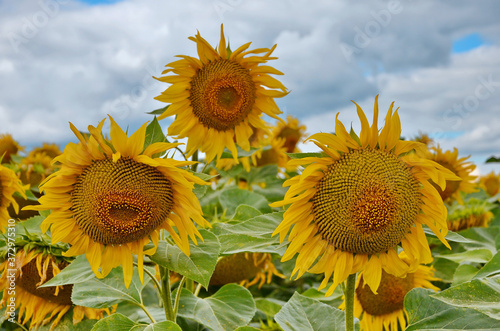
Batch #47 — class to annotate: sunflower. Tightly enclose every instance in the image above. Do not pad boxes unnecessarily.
[19,143,62,188]
[479,171,500,197]
[425,146,477,204]
[270,96,460,295]
[272,115,307,154]
[446,198,494,232]
[0,249,112,330]
[154,25,288,163]
[0,133,23,164]
[25,116,210,288]
[350,254,440,331]
[1,163,26,231]
[209,252,284,288]
[413,131,434,147]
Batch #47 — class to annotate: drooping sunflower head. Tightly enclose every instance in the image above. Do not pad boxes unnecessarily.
[272,115,307,154]
[271,96,460,295]
[425,145,477,204]
[352,254,440,331]
[479,171,500,197]
[0,133,23,164]
[447,198,494,232]
[209,252,284,289]
[1,163,26,231]
[154,25,288,163]
[0,249,111,330]
[25,116,210,288]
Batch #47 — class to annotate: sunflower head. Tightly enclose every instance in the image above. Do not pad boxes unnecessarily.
[19,143,62,188]
[271,96,460,295]
[426,145,477,204]
[0,133,23,164]
[25,116,210,288]
[352,254,439,331]
[479,171,500,197]
[154,25,288,163]
[209,252,284,289]
[272,115,307,153]
[413,131,434,147]
[1,163,26,231]
[447,198,494,232]
[0,244,111,330]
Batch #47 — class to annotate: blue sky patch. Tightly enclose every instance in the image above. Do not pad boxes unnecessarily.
[452,33,485,53]
[77,0,123,5]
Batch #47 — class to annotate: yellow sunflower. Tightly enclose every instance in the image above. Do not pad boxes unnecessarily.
[479,171,500,197]
[1,163,26,231]
[447,198,494,232]
[154,25,288,163]
[271,96,460,295]
[426,145,477,204]
[413,131,434,147]
[350,254,439,331]
[25,116,210,288]
[209,252,284,289]
[0,133,23,164]
[0,249,112,330]
[272,115,307,154]
[20,143,62,188]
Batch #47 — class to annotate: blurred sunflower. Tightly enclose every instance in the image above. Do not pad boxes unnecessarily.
[349,254,439,331]
[447,198,494,232]
[1,163,26,231]
[0,133,23,164]
[0,249,112,330]
[413,131,434,147]
[272,115,307,154]
[210,252,284,288]
[479,171,500,197]
[271,96,460,294]
[26,116,210,288]
[154,25,288,163]
[426,146,477,204]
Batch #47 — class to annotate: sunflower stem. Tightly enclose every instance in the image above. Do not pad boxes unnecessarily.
[173,276,187,317]
[344,273,357,331]
[136,262,162,303]
[191,150,198,171]
[186,278,194,293]
[159,266,176,322]
[194,282,203,297]
[138,303,157,324]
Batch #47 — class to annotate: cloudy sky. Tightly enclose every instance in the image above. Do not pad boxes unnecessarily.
[1,0,500,174]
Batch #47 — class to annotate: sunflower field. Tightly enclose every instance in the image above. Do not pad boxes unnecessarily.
[1,25,500,331]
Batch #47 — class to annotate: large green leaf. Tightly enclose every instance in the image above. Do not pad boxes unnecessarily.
[405,288,500,330]
[143,116,165,149]
[452,264,479,286]
[91,313,182,331]
[474,251,500,279]
[72,266,151,308]
[39,254,95,287]
[432,278,500,320]
[436,248,493,264]
[177,284,256,331]
[219,188,272,216]
[150,229,220,288]
[255,298,285,318]
[274,292,358,331]
[212,212,285,255]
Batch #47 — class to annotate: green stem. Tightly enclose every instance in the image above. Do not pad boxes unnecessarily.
[11,320,28,331]
[138,303,157,324]
[343,273,357,331]
[186,278,194,293]
[173,276,187,317]
[194,282,203,297]
[191,150,199,172]
[160,266,175,322]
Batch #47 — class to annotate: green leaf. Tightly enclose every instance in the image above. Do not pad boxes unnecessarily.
[486,156,500,163]
[220,146,264,159]
[452,264,479,286]
[219,188,272,216]
[406,288,500,330]
[287,152,324,159]
[177,284,256,331]
[474,251,500,279]
[436,248,493,264]
[212,212,285,255]
[91,313,138,331]
[433,278,500,320]
[39,254,95,287]
[230,205,263,221]
[274,292,358,331]
[143,321,182,331]
[147,105,169,115]
[150,229,220,288]
[255,298,285,318]
[423,227,477,243]
[72,266,150,308]
[432,258,459,283]
[143,116,165,149]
